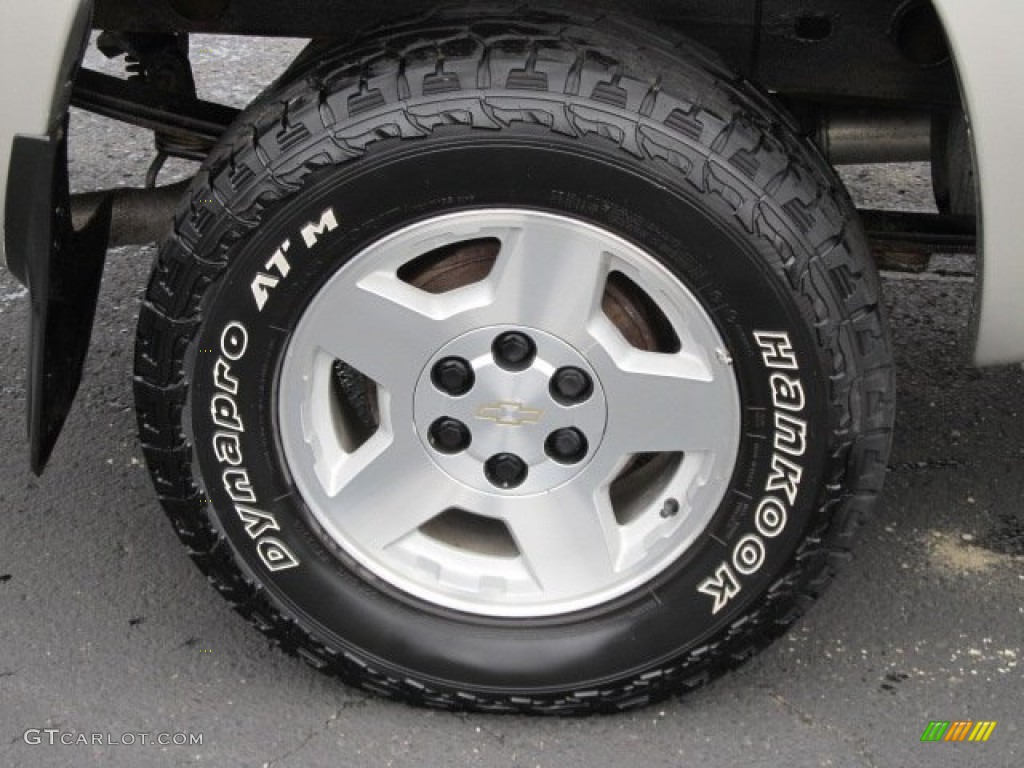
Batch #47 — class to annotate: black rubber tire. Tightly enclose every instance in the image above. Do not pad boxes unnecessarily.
[134,9,894,713]
[932,107,977,217]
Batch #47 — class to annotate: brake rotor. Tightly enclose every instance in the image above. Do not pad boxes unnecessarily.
[403,240,664,352]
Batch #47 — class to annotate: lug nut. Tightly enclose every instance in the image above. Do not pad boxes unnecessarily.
[431,357,475,396]
[428,418,472,454]
[484,453,528,489]
[550,366,593,405]
[545,428,589,465]
[492,331,536,371]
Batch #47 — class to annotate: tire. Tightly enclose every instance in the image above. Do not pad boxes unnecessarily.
[932,108,977,217]
[134,9,894,713]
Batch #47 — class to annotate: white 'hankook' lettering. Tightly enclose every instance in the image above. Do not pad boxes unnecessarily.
[698,330,809,614]
[753,330,799,370]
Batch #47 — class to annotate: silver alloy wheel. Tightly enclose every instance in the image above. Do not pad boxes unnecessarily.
[278,210,741,618]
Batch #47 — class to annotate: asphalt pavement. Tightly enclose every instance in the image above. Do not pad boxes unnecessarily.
[1,35,1021,768]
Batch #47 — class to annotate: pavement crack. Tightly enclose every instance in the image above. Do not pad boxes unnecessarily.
[458,713,507,746]
[888,459,966,472]
[771,691,815,726]
[263,731,318,768]
[262,699,370,767]
[770,690,881,768]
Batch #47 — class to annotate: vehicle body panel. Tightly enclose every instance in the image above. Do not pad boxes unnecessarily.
[0,0,91,271]
[932,0,1024,365]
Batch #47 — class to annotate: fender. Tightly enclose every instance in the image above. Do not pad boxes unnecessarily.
[932,0,1024,365]
[0,0,92,274]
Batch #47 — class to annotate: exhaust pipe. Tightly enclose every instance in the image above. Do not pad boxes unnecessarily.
[816,108,932,165]
[70,179,191,247]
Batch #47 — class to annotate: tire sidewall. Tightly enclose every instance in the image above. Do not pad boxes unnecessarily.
[188,129,832,692]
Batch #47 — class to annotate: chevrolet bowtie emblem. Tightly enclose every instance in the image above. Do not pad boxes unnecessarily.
[475,401,545,427]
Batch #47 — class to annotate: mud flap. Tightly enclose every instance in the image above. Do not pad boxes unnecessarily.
[5,128,111,473]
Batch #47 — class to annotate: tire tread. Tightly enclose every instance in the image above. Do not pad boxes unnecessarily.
[135,9,894,714]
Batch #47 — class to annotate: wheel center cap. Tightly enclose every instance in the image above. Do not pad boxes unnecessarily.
[475,402,545,427]
[414,326,608,495]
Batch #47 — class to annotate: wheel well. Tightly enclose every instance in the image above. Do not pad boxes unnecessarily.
[93,0,958,106]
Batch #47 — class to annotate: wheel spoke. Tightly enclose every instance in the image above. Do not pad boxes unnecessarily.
[501,487,620,593]
[299,272,452,391]
[484,218,610,342]
[278,209,742,617]
[321,434,454,552]
[593,322,738,455]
